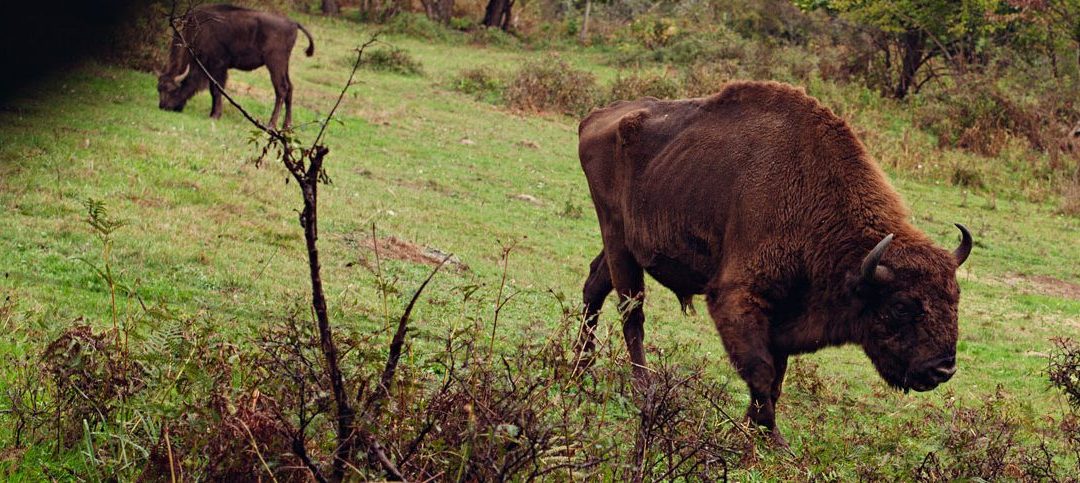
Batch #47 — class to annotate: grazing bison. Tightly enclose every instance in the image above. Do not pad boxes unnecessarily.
[157,4,314,129]
[575,81,972,445]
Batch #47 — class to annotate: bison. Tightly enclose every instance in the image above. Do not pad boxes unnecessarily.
[575,81,973,445]
[157,4,314,129]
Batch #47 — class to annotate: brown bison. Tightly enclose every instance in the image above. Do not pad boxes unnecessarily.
[157,4,314,129]
[575,81,972,445]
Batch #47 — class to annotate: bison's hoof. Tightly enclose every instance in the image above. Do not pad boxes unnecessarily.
[768,428,789,449]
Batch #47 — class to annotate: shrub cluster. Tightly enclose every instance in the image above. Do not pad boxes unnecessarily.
[606,71,682,104]
[452,66,505,103]
[362,47,425,76]
[504,56,598,117]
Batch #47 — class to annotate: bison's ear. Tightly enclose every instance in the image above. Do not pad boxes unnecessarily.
[616,109,649,146]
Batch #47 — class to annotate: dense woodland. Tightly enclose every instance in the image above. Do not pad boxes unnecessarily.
[1,0,1079,481]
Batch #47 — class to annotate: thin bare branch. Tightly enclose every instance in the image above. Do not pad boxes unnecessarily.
[311,35,381,151]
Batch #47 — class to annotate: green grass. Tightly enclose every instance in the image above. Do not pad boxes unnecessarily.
[1,13,1078,479]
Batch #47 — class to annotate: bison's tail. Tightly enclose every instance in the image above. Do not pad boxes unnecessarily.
[297,23,315,57]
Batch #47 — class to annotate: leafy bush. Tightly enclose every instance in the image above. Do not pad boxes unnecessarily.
[101,1,171,72]
[681,61,738,97]
[916,81,1044,157]
[467,26,520,47]
[606,71,682,103]
[452,66,505,103]
[950,165,986,190]
[383,12,456,42]
[626,15,681,50]
[449,16,475,31]
[611,26,747,67]
[363,47,424,76]
[505,56,598,117]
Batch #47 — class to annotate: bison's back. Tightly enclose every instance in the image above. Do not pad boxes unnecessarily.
[188,4,299,70]
[579,81,906,292]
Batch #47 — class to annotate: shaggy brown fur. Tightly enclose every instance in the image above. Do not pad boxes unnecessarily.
[575,81,973,445]
[157,4,314,129]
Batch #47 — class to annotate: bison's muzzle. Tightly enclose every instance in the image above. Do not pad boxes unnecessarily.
[906,353,957,392]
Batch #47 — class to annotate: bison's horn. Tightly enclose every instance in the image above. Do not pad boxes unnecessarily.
[860,233,895,285]
[173,64,191,84]
[953,223,972,267]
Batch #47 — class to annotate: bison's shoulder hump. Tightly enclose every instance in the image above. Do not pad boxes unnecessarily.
[706,81,840,122]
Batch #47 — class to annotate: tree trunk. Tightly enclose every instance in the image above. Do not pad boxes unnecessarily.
[482,0,513,31]
[578,0,592,44]
[894,29,926,100]
[321,0,339,15]
[421,0,454,24]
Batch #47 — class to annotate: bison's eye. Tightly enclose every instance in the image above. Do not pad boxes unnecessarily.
[893,302,924,321]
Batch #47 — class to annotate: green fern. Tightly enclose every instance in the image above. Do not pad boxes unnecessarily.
[83,198,125,240]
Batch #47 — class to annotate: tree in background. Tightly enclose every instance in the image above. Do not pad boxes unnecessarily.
[483,0,515,30]
[360,0,406,22]
[801,0,1015,98]
[322,0,339,15]
[421,0,455,24]
[1006,0,1080,76]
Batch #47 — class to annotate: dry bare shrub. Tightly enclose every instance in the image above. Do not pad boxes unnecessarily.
[914,388,1021,481]
[787,357,834,402]
[917,80,1045,158]
[607,71,682,103]
[1049,338,1080,408]
[140,388,303,482]
[101,1,172,72]
[1061,168,1080,217]
[505,56,598,117]
[680,61,738,97]
[950,164,986,190]
[132,319,311,482]
[41,323,141,446]
[629,352,741,481]
[913,383,1080,482]
[247,287,747,481]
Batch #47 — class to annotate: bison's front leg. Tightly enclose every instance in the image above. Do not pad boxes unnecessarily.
[708,286,788,447]
[208,69,228,120]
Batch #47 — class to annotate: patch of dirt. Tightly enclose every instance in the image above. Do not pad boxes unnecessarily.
[1023,275,1080,300]
[352,235,467,271]
[997,273,1080,300]
[124,193,167,208]
[509,193,542,205]
[395,178,458,197]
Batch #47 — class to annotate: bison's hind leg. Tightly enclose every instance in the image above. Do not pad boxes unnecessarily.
[575,251,613,371]
[604,249,648,380]
[266,57,292,129]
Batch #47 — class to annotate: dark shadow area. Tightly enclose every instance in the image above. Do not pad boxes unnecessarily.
[0,0,143,103]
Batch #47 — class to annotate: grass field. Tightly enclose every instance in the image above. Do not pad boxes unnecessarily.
[1,11,1078,480]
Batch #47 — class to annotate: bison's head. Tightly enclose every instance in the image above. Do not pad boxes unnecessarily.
[157,64,194,112]
[853,224,972,393]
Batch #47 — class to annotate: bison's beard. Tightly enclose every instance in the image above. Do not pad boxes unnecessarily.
[863,346,914,392]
